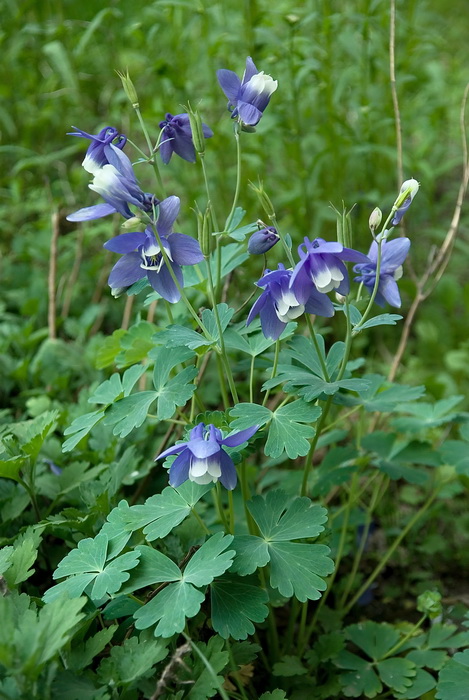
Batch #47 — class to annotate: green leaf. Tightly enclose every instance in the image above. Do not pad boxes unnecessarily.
[334,374,426,413]
[95,328,127,369]
[115,321,157,368]
[3,536,39,587]
[346,621,400,661]
[67,625,118,671]
[156,304,234,351]
[183,532,235,586]
[337,650,383,697]
[259,692,288,700]
[210,575,269,640]
[354,313,402,331]
[134,580,205,637]
[273,655,308,676]
[97,633,168,686]
[118,546,181,594]
[436,649,469,700]
[187,635,230,700]
[230,400,321,459]
[231,491,334,601]
[103,391,157,437]
[62,410,105,452]
[11,410,60,460]
[376,658,416,693]
[0,455,26,481]
[395,668,436,699]
[43,533,140,602]
[392,395,464,433]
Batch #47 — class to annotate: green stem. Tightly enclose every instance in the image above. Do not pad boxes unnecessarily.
[344,488,440,614]
[382,614,426,659]
[249,355,255,403]
[239,460,257,535]
[134,106,166,196]
[191,507,211,535]
[300,395,333,497]
[305,314,330,381]
[228,490,235,535]
[200,156,220,233]
[182,634,230,700]
[215,482,229,531]
[259,567,280,661]
[262,339,280,407]
[224,125,242,232]
[269,213,295,267]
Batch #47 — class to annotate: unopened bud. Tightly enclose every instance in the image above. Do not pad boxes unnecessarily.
[186,102,207,157]
[248,227,279,254]
[117,70,139,108]
[392,178,419,225]
[335,204,354,248]
[369,207,382,234]
[249,180,276,219]
[121,216,145,231]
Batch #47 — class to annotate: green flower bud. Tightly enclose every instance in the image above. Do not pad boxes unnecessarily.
[249,179,276,219]
[185,102,207,158]
[116,70,139,108]
[369,207,382,233]
[417,590,442,619]
[121,216,145,231]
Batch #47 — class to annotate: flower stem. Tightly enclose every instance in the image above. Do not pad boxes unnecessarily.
[134,106,166,196]
[191,507,211,535]
[262,339,280,407]
[224,124,242,232]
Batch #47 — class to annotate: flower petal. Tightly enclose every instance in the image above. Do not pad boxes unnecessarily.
[246,291,268,326]
[168,233,204,265]
[108,253,144,288]
[260,302,287,340]
[380,276,402,307]
[156,196,180,237]
[188,437,220,459]
[159,138,173,165]
[237,101,263,125]
[305,288,335,317]
[172,136,196,163]
[219,450,237,490]
[155,442,188,461]
[66,203,117,221]
[242,56,258,84]
[221,425,259,447]
[169,451,191,487]
[146,262,183,303]
[381,238,411,269]
[217,69,241,103]
[103,231,147,253]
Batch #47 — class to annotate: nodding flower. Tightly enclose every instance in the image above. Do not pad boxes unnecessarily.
[217,56,278,126]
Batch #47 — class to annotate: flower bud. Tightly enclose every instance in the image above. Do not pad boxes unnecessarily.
[186,103,207,157]
[369,207,382,234]
[248,180,276,219]
[121,216,145,231]
[248,227,280,254]
[116,70,139,108]
[392,178,419,225]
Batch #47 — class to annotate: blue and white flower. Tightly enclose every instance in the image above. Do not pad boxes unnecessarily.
[155,422,259,489]
[290,237,369,302]
[104,196,203,302]
[247,263,334,340]
[159,112,213,164]
[392,178,419,225]
[217,56,278,126]
[68,125,127,174]
[353,237,411,307]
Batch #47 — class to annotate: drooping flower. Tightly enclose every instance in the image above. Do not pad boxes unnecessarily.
[247,263,334,340]
[217,56,278,126]
[353,237,411,307]
[104,196,203,302]
[67,142,155,222]
[68,126,127,174]
[392,178,419,225]
[290,237,369,303]
[247,226,280,255]
[155,422,259,489]
[159,113,213,164]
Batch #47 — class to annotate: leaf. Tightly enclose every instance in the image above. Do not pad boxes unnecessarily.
[62,410,105,452]
[188,635,230,700]
[376,658,416,693]
[183,532,235,586]
[334,374,426,413]
[118,546,181,594]
[346,621,400,661]
[0,455,27,481]
[354,313,402,331]
[97,633,168,686]
[392,395,465,433]
[395,668,436,699]
[11,410,60,460]
[156,304,234,351]
[95,328,127,369]
[103,391,158,437]
[273,655,308,676]
[3,536,39,587]
[231,491,334,601]
[210,575,269,640]
[43,533,140,602]
[230,400,321,460]
[259,692,288,700]
[67,625,117,671]
[134,581,205,637]
[337,650,383,697]
[436,649,469,700]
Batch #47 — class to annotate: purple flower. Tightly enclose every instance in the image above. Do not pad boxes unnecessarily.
[247,227,280,255]
[68,126,127,174]
[155,422,259,489]
[67,141,155,223]
[247,263,334,340]
[392,178,419,225]
[159,113,213,164]
[217,56,278,126]
[353,237,411,307]
[104,196,203,303]
[290,237,369,302]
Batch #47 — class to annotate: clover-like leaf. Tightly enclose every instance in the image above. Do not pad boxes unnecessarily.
[43,533,140,602]
[436,649,469,700]
[210,575,269,640]
[183,532,234,587]
[134,581,205,638]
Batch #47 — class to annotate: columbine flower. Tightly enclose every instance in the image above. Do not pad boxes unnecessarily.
[67,142,155,222]
[247,263,334,340]
[290,237,369,303]
[104,196,203,302]
[159,113,213,164]
[247,227,280,255]
[68,126,127,174]
[392,178,419,225]
[155,422,259,489]
[217,56,278,126]
[353,237,411,307]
